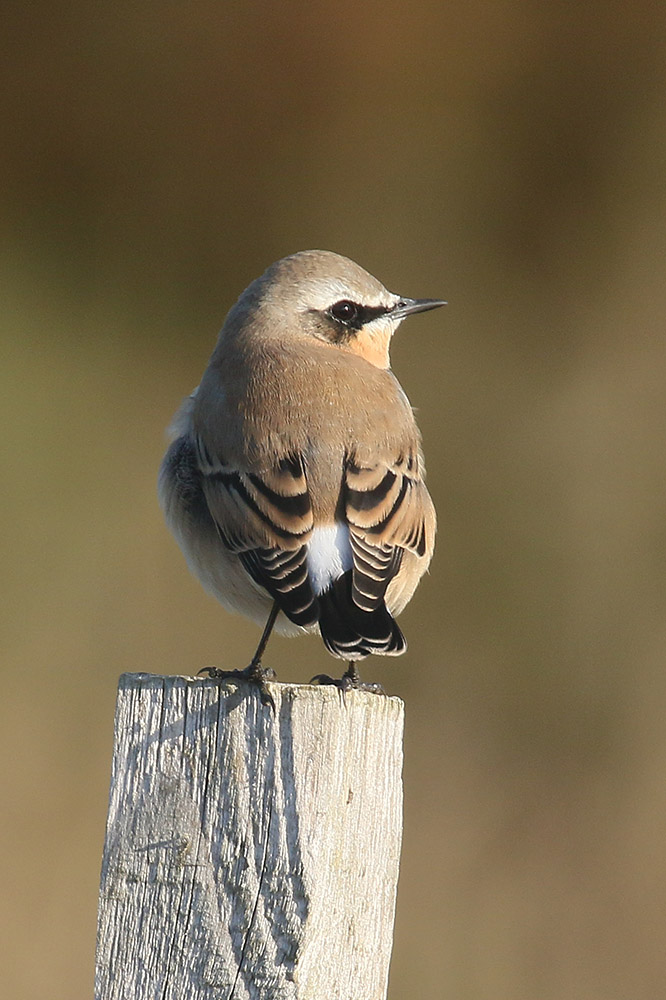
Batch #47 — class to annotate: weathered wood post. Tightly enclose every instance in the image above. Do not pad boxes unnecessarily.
[95,673,404,999]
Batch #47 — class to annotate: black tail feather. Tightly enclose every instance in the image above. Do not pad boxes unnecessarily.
[318,571,406,659]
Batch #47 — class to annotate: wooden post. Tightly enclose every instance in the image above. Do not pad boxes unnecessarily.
[95,673,404,1000]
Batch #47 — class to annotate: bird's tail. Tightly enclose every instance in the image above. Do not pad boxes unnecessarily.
[317,572,407,659]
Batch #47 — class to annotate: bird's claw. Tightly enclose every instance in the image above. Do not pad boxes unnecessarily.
[310,663,385,695]
[199,662,276,709]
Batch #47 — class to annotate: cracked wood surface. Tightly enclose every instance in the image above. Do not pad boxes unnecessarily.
[95,673,404,1000]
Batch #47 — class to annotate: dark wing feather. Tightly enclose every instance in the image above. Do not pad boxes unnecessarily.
[240,545,318,626]
[344,449,429,611]
[317,572,407,659]
[197,438,318,626]
[348,534,404,612]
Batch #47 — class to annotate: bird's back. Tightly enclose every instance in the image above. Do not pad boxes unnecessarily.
[160,249,441,669]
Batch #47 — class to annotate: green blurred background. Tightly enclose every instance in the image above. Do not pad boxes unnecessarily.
[3,2,666,997]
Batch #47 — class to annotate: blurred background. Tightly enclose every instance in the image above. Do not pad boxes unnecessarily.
[2,2,666,997]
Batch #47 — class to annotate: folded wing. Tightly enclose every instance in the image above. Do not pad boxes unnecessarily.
[345,449,429,606]
[316,449,432,659]
[197,439,319,627]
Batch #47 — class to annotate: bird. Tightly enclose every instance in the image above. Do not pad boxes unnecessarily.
[159,250,444,696]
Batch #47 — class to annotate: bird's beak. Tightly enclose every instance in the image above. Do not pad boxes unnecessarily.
[391,297,447,320]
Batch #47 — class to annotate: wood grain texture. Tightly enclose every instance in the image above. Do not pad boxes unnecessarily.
[95,673,404,1000]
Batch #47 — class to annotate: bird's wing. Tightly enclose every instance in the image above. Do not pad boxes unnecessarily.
[196,437,318,626]
[344,449,431,612]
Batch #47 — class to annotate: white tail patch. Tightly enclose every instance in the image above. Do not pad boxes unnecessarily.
[306,523,353,595]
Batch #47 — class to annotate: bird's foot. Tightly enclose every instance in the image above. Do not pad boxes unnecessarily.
[310,662,385,695]
[199,661,276,709]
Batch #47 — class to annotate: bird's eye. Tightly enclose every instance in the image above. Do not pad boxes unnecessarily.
[329,300,359,325]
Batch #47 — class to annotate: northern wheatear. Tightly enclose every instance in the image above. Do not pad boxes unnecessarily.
[159,250,444,693]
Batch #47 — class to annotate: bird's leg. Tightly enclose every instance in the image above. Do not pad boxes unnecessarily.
[248,600,280,672]
[311,660,385,695]
[199,602,279,708]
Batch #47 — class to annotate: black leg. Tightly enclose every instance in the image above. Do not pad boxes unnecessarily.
[249,600,280,668]
[199,602,280,708]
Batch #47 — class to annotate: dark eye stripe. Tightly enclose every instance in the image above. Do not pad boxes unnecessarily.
[327,301,390,331]
[357,304,390,325]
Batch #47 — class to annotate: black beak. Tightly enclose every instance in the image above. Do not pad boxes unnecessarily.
[391,297,447,320]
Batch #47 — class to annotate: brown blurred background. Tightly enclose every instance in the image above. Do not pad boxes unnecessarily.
[2,2,666,997]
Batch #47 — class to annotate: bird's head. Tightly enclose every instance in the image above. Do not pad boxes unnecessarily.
[225,250,445,370]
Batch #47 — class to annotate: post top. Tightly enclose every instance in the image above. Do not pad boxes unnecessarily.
[117,671,404,711]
